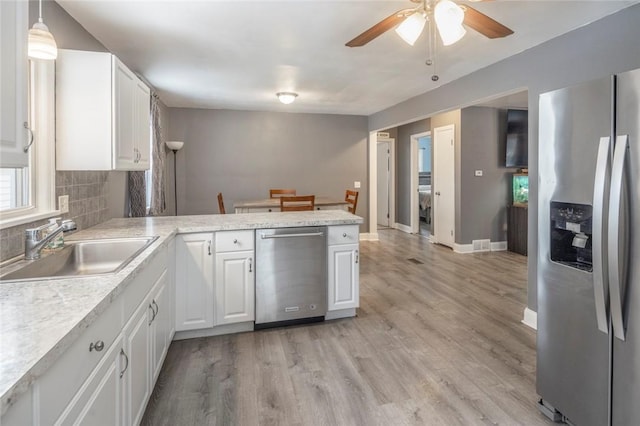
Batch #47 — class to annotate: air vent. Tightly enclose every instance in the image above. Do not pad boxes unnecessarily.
[472,239,491,252]
[407,258,424,264]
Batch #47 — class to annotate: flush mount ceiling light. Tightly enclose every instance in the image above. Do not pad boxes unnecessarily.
[276,92,298,105]
[28,0,57,60]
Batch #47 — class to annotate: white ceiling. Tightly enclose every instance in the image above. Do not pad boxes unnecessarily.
[56,0,637,116]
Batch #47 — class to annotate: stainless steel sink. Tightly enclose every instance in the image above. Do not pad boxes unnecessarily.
[0,236,158,282]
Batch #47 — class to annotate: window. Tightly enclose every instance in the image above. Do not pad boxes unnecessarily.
[0,60,57,228]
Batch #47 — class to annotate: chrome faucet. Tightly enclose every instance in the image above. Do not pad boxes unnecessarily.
[24,219,77,260]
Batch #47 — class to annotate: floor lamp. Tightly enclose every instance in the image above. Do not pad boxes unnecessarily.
[166,141,184,215]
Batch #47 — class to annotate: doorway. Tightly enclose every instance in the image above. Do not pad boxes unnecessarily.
[410,131,431,236]
[376,138,395,229]
[433,124,455,248]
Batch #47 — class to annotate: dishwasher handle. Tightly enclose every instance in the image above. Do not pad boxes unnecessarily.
[260,232,324,239]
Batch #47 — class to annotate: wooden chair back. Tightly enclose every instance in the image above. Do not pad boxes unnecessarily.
[270,188,296,198]
[345,190,359,214]
[217,192,226,214]
[280,195,315,212]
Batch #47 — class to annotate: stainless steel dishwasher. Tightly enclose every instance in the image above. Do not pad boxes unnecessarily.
[255,226,327,329]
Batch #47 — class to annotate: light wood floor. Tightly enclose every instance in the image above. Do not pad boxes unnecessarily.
[142,229,550,426]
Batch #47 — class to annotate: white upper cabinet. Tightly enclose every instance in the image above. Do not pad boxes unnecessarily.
[56,49,150,171]
[0,0,29,168]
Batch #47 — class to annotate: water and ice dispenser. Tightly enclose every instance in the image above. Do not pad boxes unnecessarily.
[550,201,593,272]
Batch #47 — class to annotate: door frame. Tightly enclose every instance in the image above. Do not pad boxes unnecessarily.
[410,131,431,233]
[377,138,395,228]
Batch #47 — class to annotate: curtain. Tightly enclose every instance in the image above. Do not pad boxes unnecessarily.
[148,93,166,215]
[128,171,146,217]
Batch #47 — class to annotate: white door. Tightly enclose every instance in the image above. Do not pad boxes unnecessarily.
[150,272,169,383]
[215,251,255,325]
[123,299,152,426]
[113,59,135,169]
[175,233,214,331]
[433,124,456,248]
[377,141,390,227]
[328,244,360,311]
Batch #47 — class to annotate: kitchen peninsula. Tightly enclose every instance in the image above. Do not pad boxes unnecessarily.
[0,210,362,425]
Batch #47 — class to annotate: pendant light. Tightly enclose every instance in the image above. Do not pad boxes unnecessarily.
[28,0,58,60]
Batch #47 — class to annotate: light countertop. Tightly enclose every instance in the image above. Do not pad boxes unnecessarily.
[0,211,362,416]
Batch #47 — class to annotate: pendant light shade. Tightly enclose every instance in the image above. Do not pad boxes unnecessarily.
[395,12,427,46]
[434,0,466,46]
[28,0,57,60]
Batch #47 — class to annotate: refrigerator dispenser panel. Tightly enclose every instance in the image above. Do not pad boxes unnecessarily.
[550,201,593,271]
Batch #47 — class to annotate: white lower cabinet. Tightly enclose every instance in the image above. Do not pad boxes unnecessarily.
[175,233,214,331]
[55,335,124,425]
[150,272,170,383]
[328,226,360,311]
[215,250,254,325]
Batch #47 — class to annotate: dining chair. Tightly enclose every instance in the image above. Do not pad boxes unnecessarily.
[345,190,359,214]
[280,195,315,212]
[217,192,226,214]
[269,188,296,198]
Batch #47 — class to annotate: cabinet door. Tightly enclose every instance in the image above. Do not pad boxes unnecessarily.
[113,58,136,169]
[215,251,255,325]
[0,0,29,168]
[55,335,124,426]
[122,299,152,426]
[150,271,170,383]
[328,244,360,311]
[175,233,215,331]
[167,237,176,339]
[132,78,151,170]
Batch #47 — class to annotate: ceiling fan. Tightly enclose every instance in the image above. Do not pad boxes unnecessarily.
[345,0,513,48]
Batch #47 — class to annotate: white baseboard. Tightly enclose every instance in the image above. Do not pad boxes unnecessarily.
[491,241,508,251]
[522,307,537,330]
[325,308,357,320]
[393,223,413,234]
[173,322,253,340]
[453,240,508,254]
[360,232,379,241]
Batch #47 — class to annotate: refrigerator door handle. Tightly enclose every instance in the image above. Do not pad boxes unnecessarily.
[592,136,611,334]
[608,134,629,341]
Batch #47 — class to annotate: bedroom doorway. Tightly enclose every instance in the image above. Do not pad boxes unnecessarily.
[410,131,431,236]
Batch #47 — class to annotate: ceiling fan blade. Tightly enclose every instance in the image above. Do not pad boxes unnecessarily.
[463,5,513,39]
[346,8,414,47]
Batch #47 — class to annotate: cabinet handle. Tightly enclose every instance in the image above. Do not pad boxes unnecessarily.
[148,302,155,325]
[119,349,129,378]
[249,257,253,273]
[343,233,347,238]
[89,340,104,352]
[355,249,359,264]
[233,239,238,244]
[153,300,159,319]
[23,122,34,153]
[208,240,212,255]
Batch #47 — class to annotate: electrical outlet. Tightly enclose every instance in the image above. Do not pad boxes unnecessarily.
[59,195,69,213]
[354,181,361,188]
[475,170,483,177]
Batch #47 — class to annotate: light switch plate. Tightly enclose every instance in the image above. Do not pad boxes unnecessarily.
[354,181,361,188]
[475,170,483,177]
[59,195,69,213]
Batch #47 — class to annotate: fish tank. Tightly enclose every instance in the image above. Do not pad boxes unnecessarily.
[513,173,529,206]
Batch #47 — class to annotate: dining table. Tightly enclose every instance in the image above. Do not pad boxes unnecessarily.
[234,196,348,213]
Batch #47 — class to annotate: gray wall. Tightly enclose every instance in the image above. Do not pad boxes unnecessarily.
[369,4,640,312]
[459,107,511,244]
[166,109,369,228]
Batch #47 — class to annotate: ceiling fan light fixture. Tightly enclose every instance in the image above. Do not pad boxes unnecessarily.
[434,0,467,46]
[276,92,298,104]
[28,0,57,60]
[394,12,427,46]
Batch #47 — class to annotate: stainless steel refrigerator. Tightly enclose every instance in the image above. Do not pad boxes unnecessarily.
[537,67,640,426]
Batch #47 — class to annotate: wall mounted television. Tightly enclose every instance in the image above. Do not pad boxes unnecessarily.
[505,109,528,168]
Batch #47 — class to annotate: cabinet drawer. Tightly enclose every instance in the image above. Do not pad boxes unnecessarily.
[38,298,123,425]
[328,225,359,245]
[216,230,255,252]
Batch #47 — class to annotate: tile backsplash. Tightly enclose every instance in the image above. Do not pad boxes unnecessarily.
[0,171,110,262]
